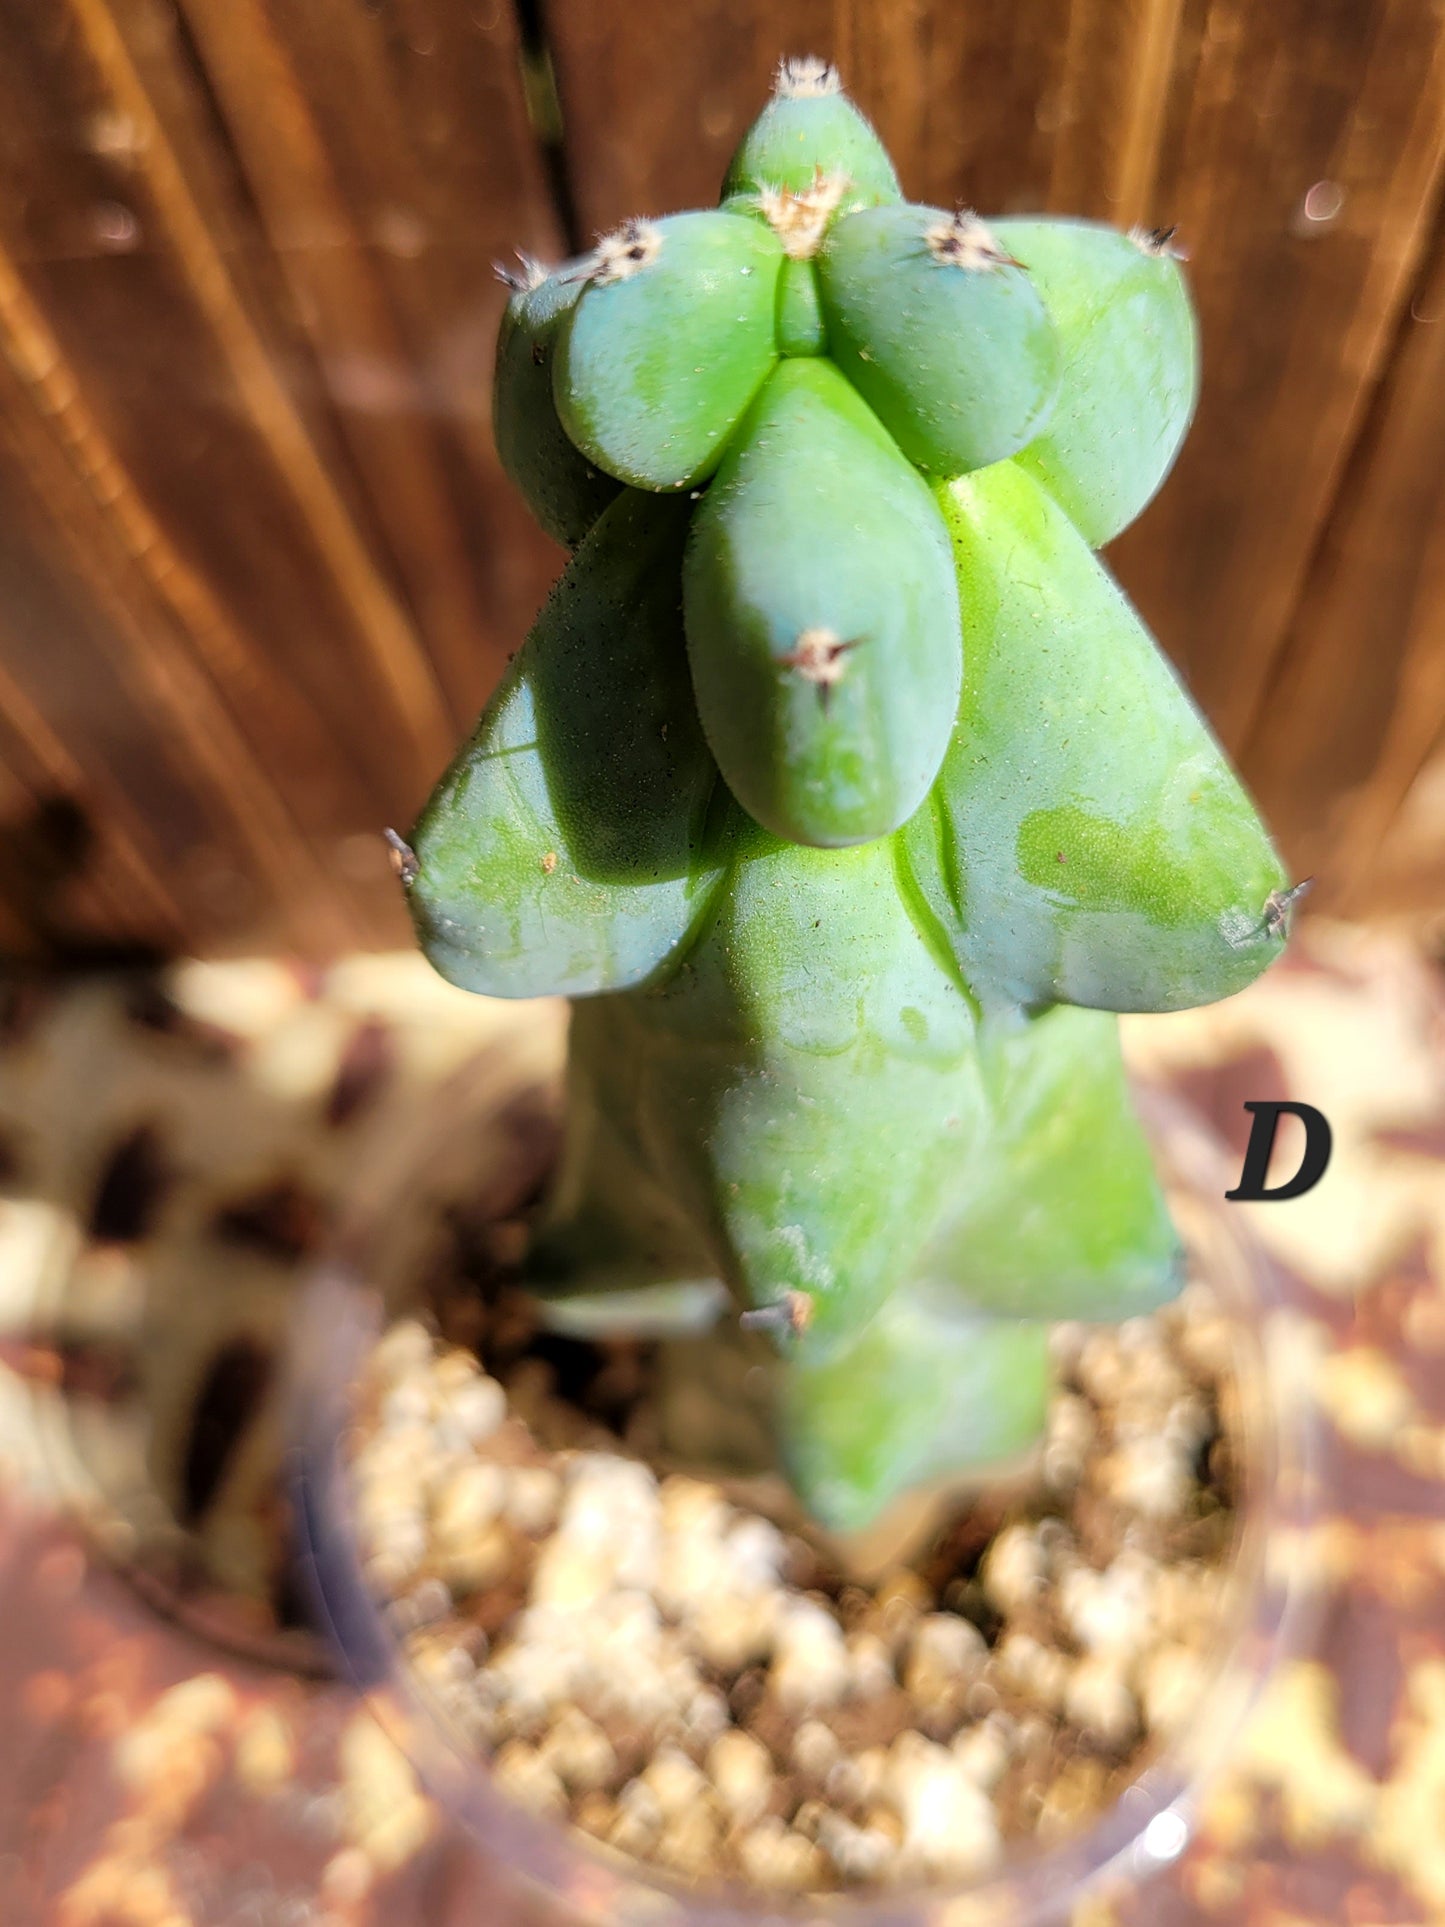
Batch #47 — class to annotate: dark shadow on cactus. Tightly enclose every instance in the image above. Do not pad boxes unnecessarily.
[526,491,713,885]
[402,491,729,1002]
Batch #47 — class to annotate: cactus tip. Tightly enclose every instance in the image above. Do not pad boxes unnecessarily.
[383,828,419,887]
[925,210,1021,273]
[1262,876,1312,938]
[740,1289,815,1338]
[758,167,850,258]
[777,627,860,711]
[493,251,551,294]
[591,217,664,286]
[774,55,841,100]
[1129,223,1189,262]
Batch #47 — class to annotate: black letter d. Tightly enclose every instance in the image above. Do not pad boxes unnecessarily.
[1225,1101,1332,1202]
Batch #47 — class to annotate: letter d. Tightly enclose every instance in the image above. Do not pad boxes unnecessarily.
[1225,1101,1332,1202]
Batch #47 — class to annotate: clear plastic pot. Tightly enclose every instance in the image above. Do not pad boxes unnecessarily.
[288,1060,1321,1927]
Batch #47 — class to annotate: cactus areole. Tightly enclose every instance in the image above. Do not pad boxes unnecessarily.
[395,60,1296,1534]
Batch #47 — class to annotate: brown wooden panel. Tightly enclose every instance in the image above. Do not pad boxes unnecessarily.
[1110,0,1445,754]
[1357,727,1445,924]
[172,0,566,719]
[543,0,1218,271]
[0,0,451,788]
[0,291,351,956]
[0,650,176,959]
[1243,209,1445,914]
[0,0,561,960]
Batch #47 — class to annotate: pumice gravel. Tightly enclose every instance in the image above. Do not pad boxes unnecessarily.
[347,1263,1239,1894]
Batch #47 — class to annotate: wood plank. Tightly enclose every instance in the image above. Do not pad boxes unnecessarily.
[1242,208,1445,914]
[0,229,386,955]
[1353,726,1445,924]
[1108,0,1445,751]
[0,0,563,957]
[172,0,566,722]
[2,0,458,785]
[0,315,354,956]
[0,651,178,959]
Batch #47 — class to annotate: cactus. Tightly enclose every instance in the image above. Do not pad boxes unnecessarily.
[395,59,1298,1534]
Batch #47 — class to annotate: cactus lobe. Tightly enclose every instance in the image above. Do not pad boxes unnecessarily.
[901,461,1287,1014]
[491,256,622,548]
[818,204,1062,475]
[554,211,783,491]
[403,490,727,998]
[723,58,902,210]
[683,358,962,847]
[995,216,1199,546]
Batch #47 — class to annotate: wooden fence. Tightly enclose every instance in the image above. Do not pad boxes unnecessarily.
[1,0,1442,961]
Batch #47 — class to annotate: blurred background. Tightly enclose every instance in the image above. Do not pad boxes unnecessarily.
[0,0,1441,967]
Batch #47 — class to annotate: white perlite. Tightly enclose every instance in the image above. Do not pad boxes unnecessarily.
[769,1599,851,1712]
[352,1262,1240,1895]
[886,1735,1003,1880]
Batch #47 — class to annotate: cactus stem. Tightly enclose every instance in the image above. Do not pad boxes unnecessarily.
[776,627,860,709]
[382,828,419,887]
[774,55,841,100]
[590,218,663,286]
[740,1289,815,1337]
[492,251,551,294]
[758,168,850,259]
[1262,876,1312,938]
[924,210,1021,273]
[1129,223,1189,262]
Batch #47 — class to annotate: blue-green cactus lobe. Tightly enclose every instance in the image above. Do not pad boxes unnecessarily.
[901,461,1288,1014]
[492,260,622,548]
[818,205,1062,475]
[683,359,962,847]
[553,212,783,491]
[722,61,902,209]
[996,217,1199,546]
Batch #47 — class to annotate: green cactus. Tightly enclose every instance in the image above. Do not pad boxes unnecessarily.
[492,255,622,548]
[553,211,782,491]
[684,357,962,847]
[395,58,1298,1534]
[816,204,1061,475]
[722,54,902,209]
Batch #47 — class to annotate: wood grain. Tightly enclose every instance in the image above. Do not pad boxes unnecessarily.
[1244,202,1445,915]
[172,0,566,721]
[1356,728,1445,924]
[0,0,561,959]
[1109,0,1445,752]
[0,258,348,955]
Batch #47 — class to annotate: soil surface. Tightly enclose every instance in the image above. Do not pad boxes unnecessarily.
[345,1263,1243,1892]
